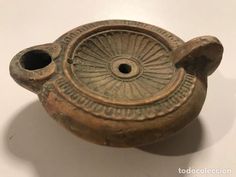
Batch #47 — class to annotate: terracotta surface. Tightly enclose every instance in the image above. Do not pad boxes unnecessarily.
[9,20,223,147]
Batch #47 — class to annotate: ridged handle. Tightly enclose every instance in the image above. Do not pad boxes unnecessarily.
[9,43,61,93]
[172,36,223,76]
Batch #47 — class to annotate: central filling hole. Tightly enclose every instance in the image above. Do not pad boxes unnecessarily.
[118,63,132,74]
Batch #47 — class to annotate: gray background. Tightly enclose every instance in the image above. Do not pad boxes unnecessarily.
[0,0,235,176]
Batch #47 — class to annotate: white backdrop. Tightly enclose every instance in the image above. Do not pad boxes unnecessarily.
[0,0,235,176]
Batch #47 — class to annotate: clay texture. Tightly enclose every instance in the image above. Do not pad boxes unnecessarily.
[10,20,223,147]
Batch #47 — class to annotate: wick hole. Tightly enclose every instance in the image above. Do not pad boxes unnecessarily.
[118,63,132,74]
[20,50,52,70]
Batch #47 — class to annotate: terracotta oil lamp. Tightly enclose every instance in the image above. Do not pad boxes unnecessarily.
[10,20,223,147]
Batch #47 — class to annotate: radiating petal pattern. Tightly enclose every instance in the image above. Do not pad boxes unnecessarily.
[71,30,175,101]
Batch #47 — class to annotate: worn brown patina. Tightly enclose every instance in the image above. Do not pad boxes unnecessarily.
[9,20,223,147]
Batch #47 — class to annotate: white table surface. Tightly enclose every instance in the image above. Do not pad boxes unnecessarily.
[0,0,235,176]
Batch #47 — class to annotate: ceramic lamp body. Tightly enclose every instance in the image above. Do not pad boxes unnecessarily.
[10,20,223,147]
